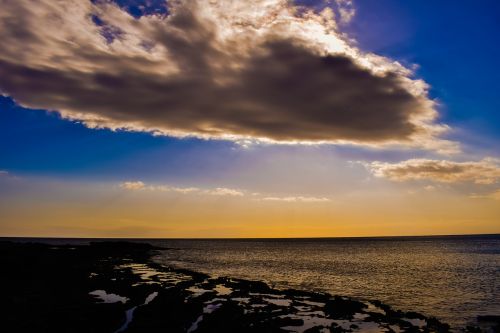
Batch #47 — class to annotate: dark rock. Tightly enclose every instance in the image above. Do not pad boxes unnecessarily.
[324,296,367,319]
[477,315,500,323]
[405,311,427,320]
[231,278,273,294]
[127,289,201,332]
[329,323,348,332]
[195,301,248,333]
[426,316,451,333]
[304,326,326,333]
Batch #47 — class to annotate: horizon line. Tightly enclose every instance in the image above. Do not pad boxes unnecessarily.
[1,232,499,241]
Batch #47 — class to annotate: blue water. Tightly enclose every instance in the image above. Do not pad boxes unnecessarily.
[9,234,500,329]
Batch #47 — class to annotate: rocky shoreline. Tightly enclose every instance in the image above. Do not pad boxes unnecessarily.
[1,241,498,332]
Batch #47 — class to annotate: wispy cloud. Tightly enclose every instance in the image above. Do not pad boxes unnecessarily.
[261,196,330,203]
[119,181,330,202]
[206,188,245,196]
[119,181,244,197]
[0,0,455,152]
[470,190,500,201]
[365,158,500,184]
[120,181,146,190]
[335,0,356,24]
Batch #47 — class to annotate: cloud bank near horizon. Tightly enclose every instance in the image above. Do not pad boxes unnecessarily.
[0,0,456,152]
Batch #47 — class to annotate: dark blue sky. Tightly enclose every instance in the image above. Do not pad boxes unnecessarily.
[349,0,500,138]
[1,0,499,180]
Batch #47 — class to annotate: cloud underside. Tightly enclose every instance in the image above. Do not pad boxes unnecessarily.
[367,158,500,184]
[0,0,454,151]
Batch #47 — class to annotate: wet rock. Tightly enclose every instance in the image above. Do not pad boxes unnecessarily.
[126,289,201,332]
[195,301,247,333]
[477,315,500,323]
[329,323,348,332]
[476,315,500,333]
[370,299,395,315]
[406,311,427,320]
[324,296,367,319]
[304,326,326,333]
[237,279,273,294]
[426,316,451,333]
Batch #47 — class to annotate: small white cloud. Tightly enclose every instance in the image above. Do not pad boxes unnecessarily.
[205,187,245,196]
[171,187,200,194]
[262,196,330,203]
[335,0,356,24]
[120,181,146,190]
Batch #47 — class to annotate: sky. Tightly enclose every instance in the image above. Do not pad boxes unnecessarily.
[0,0,499,238]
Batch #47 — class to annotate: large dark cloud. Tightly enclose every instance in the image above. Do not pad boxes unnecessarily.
[0,0,453,150]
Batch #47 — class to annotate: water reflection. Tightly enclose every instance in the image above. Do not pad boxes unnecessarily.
[151,235,500,329]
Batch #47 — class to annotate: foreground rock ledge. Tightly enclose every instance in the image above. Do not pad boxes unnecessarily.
[1,241,497,333]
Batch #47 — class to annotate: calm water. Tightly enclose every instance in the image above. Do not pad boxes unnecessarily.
[149,235,500,329]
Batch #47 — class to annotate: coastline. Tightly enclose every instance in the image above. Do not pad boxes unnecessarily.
[1,241,497,332]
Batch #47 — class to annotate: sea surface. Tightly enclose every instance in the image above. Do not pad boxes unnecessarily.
[9,234,500,329]
[150,235,500,329]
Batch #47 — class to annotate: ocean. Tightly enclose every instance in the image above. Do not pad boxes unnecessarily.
[149,235,500,329]
[9,234,500,329]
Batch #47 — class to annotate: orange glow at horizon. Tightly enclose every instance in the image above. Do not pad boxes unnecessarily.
[1,179,498,238]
